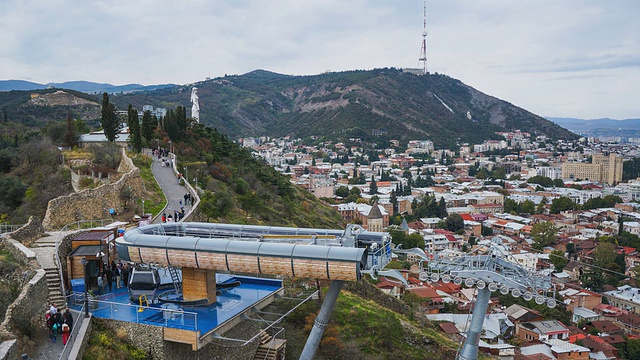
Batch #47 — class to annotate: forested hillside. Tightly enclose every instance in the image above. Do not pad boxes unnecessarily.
[112,68,578,148]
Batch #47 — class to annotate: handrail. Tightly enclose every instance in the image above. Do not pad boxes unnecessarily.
[167,152,201,222]
[0,223,24,235]
[67,293,199,332]
[59,305,87,360]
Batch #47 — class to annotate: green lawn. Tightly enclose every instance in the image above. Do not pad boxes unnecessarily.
[131,153,166,218]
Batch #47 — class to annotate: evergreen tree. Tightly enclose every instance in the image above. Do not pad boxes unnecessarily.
[141,110,154,143]
[438,197,448,218]
[127,105,142,153]
[64,113,78,148]
[100,93,118,142]
[390,190,398,214]
[369,176,378,195]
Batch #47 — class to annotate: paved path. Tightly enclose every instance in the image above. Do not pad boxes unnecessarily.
[150,154,193,223]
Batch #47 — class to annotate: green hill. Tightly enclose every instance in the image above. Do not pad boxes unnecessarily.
[112,68,578,148]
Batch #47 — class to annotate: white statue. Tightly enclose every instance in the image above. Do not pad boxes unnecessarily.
[191,87,200,122]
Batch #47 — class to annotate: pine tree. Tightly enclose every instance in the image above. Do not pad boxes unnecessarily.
[369,176,378,195]
[101,93,118,142]
[141,110,153,143]
[127,105,142,153]
[64,113,78,148]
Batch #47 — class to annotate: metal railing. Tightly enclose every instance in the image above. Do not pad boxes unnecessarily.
[0,223,24,236]
[66,292,199,331]
[59,305,88,360]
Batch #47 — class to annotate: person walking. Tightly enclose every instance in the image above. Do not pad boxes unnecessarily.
[53,309,63,335]
[61,323,70,345]
[105,267,113,292]
[46,310,55,342]
[63,308,73,333]
[122,263,130,288]
[115,263,122,288]
[97,273,105,294]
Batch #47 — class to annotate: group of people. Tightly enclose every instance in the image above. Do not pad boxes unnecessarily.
[96,261,130,294]
[45,303,73,344]
[161,207,186,223]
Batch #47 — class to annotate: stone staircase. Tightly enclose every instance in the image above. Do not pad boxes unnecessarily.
[31,232,71,309]
[253,331,281,360]
[45,267,66,308]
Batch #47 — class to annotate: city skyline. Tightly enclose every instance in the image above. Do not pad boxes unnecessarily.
[1,0,639,119]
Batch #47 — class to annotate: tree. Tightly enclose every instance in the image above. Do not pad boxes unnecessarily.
[0,176,27,209]
[141,110,154,143]
[100,93,118,142]
[64,113,79,148]
[550,250,568,272]
[335,186,349,198]
[531,221,557,250]
[445,213,464,232]
[520,199,536,214]
[127,105,142,153]
[369,176,378,195]
[628,339,640,360]
[492,167,506,180]
[550,196,579,214]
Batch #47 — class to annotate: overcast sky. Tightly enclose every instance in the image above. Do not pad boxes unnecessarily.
[2,0,638,119]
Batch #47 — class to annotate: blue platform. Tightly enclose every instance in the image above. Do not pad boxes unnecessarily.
[68,274,283,335]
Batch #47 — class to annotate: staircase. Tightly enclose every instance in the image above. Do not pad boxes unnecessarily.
[45,267,66,308]
[31,232,73,309]
[253,331,280,360]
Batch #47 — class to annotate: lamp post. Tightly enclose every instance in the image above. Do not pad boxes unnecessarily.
[80,257,89,318]
[142,199,145,217]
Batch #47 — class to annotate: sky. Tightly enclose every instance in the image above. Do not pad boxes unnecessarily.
[1,0,639,119]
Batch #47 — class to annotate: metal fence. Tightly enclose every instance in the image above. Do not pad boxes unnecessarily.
[0,223,24,236]
[66,292,199,332]
[58,305,89,360]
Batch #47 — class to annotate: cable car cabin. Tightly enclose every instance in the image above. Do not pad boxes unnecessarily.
[129,267,160,304]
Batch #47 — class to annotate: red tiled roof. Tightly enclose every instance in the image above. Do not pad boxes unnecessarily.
[460,214,474,221]
[568,334,586,343]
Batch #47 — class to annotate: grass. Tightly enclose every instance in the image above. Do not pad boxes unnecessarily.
[131,153,166,218]
[82,319,151,360]
[63,148,92,161]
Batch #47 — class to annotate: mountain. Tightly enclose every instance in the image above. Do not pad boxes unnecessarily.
[548,117,640,131]
[0,80,47,91]
[113,68,578,148]
[0,88,102,126]
[0,79,176,94]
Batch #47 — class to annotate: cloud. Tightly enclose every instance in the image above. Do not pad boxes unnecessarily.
[0,0,638,119]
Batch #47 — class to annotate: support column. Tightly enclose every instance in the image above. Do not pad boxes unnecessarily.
[457,287,491,360]
[182,267,216,305]
[299,280,344,360]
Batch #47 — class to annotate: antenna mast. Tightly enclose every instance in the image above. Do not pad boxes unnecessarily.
[418,0,428,75]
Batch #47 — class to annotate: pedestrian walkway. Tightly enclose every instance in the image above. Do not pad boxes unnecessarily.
[150,154,193,223]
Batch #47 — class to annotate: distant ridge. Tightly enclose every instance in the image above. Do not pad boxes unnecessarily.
[0,80,47,91]
[112,68,578,148]
[547,117,640,131]
[0,79,177,94]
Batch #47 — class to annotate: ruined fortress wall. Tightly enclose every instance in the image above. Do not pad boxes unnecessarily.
[8,216,44,246]
[42,150,144,230]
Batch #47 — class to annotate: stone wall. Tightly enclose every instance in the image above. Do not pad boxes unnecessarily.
[0,339,18,360]
[8,216,44,247]
[0,269,47,342]
[0,239,38,270]
[92,318,261,360]
[42,149,144,230]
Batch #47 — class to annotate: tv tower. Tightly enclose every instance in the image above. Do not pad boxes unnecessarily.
[418,0,428,75]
